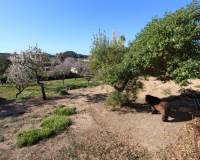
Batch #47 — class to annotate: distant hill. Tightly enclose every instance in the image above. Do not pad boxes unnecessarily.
[0,53,11,58]
[57,51,89,59]
[0,51,88,59]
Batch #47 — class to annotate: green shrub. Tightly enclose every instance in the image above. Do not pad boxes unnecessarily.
[16,128,55,147]
[125,79,143,100]
[54,106,77,116]
[41,115,72,132]
[17,115,72,147]
[16,129,42,147]
[106,91,129,110]
[39,127,55,137]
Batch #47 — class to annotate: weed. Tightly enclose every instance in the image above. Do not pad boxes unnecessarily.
[41,115,72,132]
[106,91,129,110]
[54,106,76,116]
[17,115,72,147]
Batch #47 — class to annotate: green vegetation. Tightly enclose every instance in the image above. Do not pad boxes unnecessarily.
[16,128,54,147]
[125,0,200,86]
[90,1,200,100]
[16,105,75,147]
[41,115,72,132]
[90,31,128,92]
[53,106,76,116]
[16,116,72,147]
[0,54,10,76]
[0,78,100,100]
[106,91,129,110]
[57,51,88,60]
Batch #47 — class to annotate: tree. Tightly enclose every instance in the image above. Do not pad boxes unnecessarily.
[125,0,200,85]
[0,56,9,75]
[74,60,88,76]
[90,1,200,100]
[9,46,49,100]
[54,57,73,84]
[74,60,92,83]
[89,30,128,92]
[7,63,31,98]
[0,55,10,83]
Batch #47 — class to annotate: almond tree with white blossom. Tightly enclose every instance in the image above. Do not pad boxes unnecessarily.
[7,63,31,98]
[8,46,49,100]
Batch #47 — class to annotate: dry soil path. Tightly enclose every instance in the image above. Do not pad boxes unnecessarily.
[1,78,199,159]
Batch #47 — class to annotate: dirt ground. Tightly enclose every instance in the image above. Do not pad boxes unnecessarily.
[1,77,200,160]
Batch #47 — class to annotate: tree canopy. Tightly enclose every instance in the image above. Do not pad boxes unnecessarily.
[90,1,200,95]
[0,54,10,77]
[125,0,200,85]
[89,31,128,91]
[8,46,49,99]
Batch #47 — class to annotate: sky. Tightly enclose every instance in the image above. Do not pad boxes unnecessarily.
[0,0,192,55]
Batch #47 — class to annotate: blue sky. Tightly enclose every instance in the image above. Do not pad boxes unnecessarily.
[0,0,192,54]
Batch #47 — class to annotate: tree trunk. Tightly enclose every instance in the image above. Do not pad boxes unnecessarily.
[114,79,129,92]
[35,72,47,100]
[39,82,47,100]
[15,85,25,98]
[62,74,65,85]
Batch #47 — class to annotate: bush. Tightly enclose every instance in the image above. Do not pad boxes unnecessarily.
[125,79,143,100]
[54,106,77,116]
[41,115,72,132]
[106,91,129,110]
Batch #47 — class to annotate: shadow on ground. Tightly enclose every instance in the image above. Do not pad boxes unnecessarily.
[116,89,200,122]
[0,97,26,118]
[68,93,108,103]
[0,96,68,118]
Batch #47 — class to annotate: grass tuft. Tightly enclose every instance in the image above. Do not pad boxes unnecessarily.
[16,129,41,147]
[16,115,72,147]
[16,128,55,147]
[106,91,129,110]
[54,106,77,116]
[41,115,72,132]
